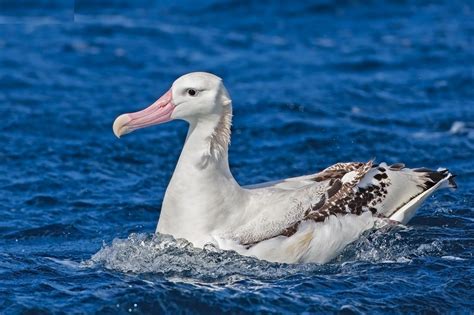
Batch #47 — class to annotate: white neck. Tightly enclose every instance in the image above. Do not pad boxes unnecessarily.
[183,105,232,172]
[156,106,245,246]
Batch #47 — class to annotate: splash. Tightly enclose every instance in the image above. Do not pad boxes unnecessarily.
[336,225,444,263]
[86,227,445,282]
[85,233,335,282]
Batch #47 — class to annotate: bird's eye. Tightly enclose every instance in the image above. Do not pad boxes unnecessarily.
[187,89,198,97]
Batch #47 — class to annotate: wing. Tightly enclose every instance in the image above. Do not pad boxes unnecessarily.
[234,161,455,249]
[234,161,372,246]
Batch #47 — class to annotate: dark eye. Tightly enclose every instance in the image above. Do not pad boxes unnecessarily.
[187,89,198,97]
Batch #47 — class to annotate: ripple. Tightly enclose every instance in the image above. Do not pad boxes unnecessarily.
[25,195,60,206]
[4,223,83,240]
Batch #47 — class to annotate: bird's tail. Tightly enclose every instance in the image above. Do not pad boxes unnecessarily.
[356,163,456,225]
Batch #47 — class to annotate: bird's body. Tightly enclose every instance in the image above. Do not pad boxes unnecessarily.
[113,72,456,264]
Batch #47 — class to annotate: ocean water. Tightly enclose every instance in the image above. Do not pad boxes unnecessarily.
[1,0,473,313]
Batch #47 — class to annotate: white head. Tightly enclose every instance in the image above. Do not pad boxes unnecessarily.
[113,72,232,138]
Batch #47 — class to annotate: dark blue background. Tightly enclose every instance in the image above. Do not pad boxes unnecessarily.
[1,0,473,313]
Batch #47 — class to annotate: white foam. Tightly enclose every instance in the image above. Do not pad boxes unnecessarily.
[441,255,465,261]
[84,233,329,282]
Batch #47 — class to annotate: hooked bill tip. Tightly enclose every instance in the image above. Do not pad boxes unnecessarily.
[113,114,132,138]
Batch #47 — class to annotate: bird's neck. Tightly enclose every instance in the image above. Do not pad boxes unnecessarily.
[157,106,244,245]
[182,105,233,173]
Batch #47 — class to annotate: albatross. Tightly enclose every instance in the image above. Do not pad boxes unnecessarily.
[113,72,456,264]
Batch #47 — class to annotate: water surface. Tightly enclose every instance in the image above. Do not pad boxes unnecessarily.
[0,0,473,313]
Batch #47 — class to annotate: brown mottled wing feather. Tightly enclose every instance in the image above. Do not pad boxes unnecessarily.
[306,160,374,221]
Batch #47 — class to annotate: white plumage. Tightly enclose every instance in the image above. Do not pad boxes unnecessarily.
[113,72,456,264]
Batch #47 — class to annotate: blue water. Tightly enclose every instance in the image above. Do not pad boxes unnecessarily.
[1,0,473,313]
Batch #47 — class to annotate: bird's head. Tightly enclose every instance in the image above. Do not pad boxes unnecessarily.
[113,72,231,138]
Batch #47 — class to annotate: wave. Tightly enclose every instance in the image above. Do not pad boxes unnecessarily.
[4,223,83,240]
[449,121,474,138]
